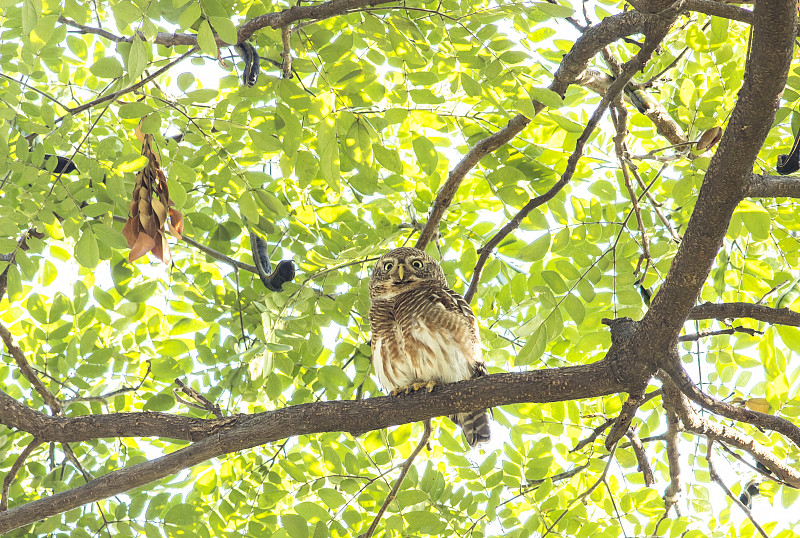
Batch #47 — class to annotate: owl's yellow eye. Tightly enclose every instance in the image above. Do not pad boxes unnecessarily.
[411,259,424,269]
[383,262,394,271]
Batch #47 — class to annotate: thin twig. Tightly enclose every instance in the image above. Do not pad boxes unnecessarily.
[0,437,42,511]
[358,419,432,538]
[56,48,197,122]
[110,215,258,273]
[0,323,61,414]
[174,379,223,418]
[541,442,619,538]
[706,441,768,538]
[678,326,763,342]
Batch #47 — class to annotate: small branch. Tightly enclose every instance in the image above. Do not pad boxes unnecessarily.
[61,363,150,408]
[415,113,533,251]
[571,389,662,453]
[630,164,681,242]
[571,417,615,453]
[626,429,655,486]
[662,375,800,487]
[668,365,800,451]
[0,73,69,112]
[0,437,42,512]
[58,16,127,42]
[358,419,432,538]
[613,103,652,268]
[678,326,763,342]
[62,443,92,483]
[662,403,682,516]
[464,20,673,304]
[57,48,197,122]
[111,215,257,273]
[605,387,647,450]
[0,323,61,414]
[684,0,754,24]
[280,27,293,79]
[688,302,800,326]
[542,442,619,538]
[174,379,223,418]
[706,441,768,538]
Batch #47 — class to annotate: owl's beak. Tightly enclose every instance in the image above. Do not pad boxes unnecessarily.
[397,264,404,280]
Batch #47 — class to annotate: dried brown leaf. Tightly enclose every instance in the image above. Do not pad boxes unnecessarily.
[129,232,156,262]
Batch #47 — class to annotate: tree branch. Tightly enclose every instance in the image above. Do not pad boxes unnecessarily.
[638,0,796,353]
[0,361,629,531]
[688,301,800,326]
[358,419,432,538]
[0,437,41,512]
[111,215,258,273]
[463,11,677,303]
[684,0,754,23]
[746,173,800,198]
[415,9,661,251]
[0,323,61,414]
[706,442,769,538]
[665,367,800,464]
[57,48,197,122]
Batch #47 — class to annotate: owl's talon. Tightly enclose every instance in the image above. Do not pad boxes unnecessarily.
[391,381,437,396]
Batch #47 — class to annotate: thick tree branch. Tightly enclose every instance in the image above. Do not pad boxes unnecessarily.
[0,362,628,531]
[746,173,800,198]
[0,363,627,444]
[666,366,800,455]
[638,0,796,353]
[688,301,800,326]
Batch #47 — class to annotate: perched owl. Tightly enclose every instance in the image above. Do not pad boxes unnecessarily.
[368,246,491,446]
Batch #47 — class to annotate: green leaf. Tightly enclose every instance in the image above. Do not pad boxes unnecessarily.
[128,36,148,80]
[736,201,770,241]
[196,20,218,57]
[75,229,99,268]
[209,16,238,44]
[528,87,563,108]
[22,0,41,34]
[89,56,123,79]
[412,136,438,175]
[317,115,340,186]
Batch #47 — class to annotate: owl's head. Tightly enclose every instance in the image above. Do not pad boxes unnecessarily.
[369,247,447,300]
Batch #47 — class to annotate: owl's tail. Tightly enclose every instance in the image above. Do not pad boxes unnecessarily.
[453,410,491,447]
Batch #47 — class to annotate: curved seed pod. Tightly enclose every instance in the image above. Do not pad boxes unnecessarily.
[235,42,260,87]
[696,126,723,152]
[249,231,295,292]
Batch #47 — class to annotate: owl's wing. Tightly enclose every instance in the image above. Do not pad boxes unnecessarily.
[427,287,485,370]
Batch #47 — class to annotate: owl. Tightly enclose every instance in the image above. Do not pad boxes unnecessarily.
[368,246,491,446]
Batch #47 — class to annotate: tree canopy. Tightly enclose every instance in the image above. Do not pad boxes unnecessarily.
[1,0,800,535]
